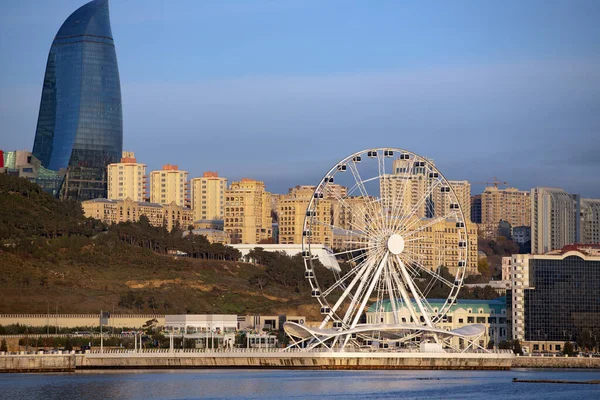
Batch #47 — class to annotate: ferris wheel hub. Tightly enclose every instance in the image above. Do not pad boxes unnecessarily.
[387,233,405,255]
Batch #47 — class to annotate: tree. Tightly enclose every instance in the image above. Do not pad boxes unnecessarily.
[0,339,7,352]
[486,340,495,350]
[512,339,523,355]
[64,338,73,351]
[563,341,575,356]
[477,258,490,277]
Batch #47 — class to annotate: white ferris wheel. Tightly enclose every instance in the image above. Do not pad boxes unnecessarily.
[284,148,480,351]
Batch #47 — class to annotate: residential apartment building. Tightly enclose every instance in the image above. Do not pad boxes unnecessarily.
[366,298,507,349]
[433,180,471,221]
[481,186,530,231]
[149,165,189,207]
[82,198,193,232]
[278,186,332,246]
[507,245,600,353]
[380,158,434,218]
[107,151,146,202]
[224,178,272,244]
[580,198,600,244]
[190,172,227,222]
[531,187,580,254]
[405,218,479,276]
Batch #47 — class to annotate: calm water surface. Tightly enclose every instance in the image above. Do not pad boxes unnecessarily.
[1,369,599,399]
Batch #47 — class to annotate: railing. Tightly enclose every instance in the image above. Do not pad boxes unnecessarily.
[0,314,165,319]
[0,333,135,339]
[0,348,519,356]
[84,348,516,355]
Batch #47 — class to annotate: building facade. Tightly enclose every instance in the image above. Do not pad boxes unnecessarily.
[507,246,600,353]
[150,165,189,207]
[224,178,272,244]
[480,187,530,237]
[278,186,332,246]
[434,180,471,221]
[531,187,580,254]
[580,198,600,245]
[107,151,146,202]
[190,172,227,222]
[31,0,123,200]
[82,197,193,231]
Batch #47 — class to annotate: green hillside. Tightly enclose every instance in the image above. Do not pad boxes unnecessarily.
[0,174,317,318]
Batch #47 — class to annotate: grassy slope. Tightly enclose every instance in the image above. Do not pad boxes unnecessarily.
[0,242,317,318]
[0,174,318,318]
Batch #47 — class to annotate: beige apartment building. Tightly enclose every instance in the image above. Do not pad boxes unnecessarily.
[404,217,479,276]
[150,164,189,207]
[481,186,530,228]
[82,198,193,232]
[224,178,272,244]
[278,186,332,246]
[107,151,147,202]
[433,180,471,221]
[190,172,227,222]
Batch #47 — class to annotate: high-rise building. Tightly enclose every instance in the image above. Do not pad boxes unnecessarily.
[580,198,600,244]
[380,158,434,218]
[150,165,189,207]
[224,178,272,244]
[531,187,580,254]
[481,187,530,228]
[278,186,332,246]
[190,172,227,222]
[107,152,146,202]
[507,246,600,354]
[433,180,471,221]
[31,0,123,200]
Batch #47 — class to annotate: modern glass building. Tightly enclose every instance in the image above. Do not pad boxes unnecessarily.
[507,247,600,353]
[32,0,122,200]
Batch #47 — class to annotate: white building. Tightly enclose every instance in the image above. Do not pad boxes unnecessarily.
[531,187,580,254]
[231,243,341,272]
[164,314,237,333]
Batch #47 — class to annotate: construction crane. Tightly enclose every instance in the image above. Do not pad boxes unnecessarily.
[473,177,508,189]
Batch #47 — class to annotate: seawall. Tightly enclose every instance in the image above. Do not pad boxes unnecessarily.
[3,351,599,373]
[2,350,513,372]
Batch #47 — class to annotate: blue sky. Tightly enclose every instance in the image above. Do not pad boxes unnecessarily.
[1,0,599,195]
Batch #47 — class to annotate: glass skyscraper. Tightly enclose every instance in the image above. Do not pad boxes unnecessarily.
[32,0,122,200]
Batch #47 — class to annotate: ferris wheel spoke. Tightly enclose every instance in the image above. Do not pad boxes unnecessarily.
[321,184,379,238]
[388,257,420,324]
[383,260,400,324]
[348,252,389,331]
[329,246,375,258]
[401,253,455,288]
[396,255,434,327]
[321,252,380,327]
[309,217,368,238]
[340,250,384,327]
[320,255,374,297]
[401,210,459,239]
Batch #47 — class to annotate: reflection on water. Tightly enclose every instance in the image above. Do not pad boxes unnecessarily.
[1,369,599,400]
